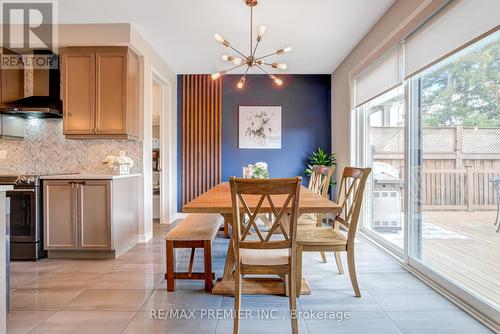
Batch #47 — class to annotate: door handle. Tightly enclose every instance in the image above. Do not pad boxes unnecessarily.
[68,181,86,188]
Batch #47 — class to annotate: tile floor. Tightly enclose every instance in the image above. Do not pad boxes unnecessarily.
[6,222,493,334]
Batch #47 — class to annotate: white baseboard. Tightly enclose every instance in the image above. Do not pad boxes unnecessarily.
[137,233,153,244]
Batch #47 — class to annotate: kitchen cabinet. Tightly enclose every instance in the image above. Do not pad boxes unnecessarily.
[43,181,78,250]
[60,46,141,139]
[43,175,139,258]
[1,48,24,103]
[79,180,111,250]
[0,68,24,103]
[44,180,110,251]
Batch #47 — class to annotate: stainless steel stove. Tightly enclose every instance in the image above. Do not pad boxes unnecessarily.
[0,174,45,261]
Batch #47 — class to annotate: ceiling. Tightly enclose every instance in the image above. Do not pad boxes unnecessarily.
[58,0,394,74]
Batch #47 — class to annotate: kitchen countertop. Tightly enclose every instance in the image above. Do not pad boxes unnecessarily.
[41,173,142,180]
[0,185,12,333]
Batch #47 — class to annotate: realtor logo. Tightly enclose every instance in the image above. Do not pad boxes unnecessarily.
[1,1,58,68]
[2,1,55,50]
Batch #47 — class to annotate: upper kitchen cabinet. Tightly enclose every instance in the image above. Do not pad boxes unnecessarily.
[0,48,24,103]
[60,46,141,139]
[0,68,24,104]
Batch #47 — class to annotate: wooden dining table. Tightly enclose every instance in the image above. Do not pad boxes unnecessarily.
[182,182,342,296]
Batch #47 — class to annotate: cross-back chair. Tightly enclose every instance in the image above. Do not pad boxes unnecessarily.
[296,167,371,297]
[230,176,302,334]
[298,165,335,263]
[308,165,335,198]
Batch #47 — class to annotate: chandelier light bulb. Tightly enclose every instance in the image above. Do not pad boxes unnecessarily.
[277,46,292,55]
[211,71,225,80]
[237,76,246,89]
[232,56,243,65]
[222,54,243,65]
[272,63,287,70]
[270,75,283,86]
[214,33,229,46]
[214,33,224,43]
[257,25,266,40]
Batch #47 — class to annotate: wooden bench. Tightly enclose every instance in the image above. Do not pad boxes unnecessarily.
[165,213,223,292]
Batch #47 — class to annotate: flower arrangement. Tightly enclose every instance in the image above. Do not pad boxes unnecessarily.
[103,154,134,175]
[244,161,269,179]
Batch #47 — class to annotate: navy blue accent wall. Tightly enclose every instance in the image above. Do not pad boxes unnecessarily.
[177,74,331,211]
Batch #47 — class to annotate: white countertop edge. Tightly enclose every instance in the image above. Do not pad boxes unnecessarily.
[40,173,142,180]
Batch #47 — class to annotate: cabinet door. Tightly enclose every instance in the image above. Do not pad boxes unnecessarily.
[1,68,24,103]
[44,181,78,250]
[78,180,112,250]
[95,52,127,135]
[61,51,95,135]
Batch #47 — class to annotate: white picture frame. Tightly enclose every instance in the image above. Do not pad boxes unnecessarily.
[238,106,282,149]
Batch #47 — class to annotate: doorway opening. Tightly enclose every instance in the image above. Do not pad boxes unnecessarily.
[152,79,162,223]
[150,72,172,226]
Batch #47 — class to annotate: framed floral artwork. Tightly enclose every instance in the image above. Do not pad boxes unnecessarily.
[238,106,282,149]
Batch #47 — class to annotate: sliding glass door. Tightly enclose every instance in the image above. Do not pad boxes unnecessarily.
[408,33,500,313]
[355,30,500,321]
[356,86,405,252]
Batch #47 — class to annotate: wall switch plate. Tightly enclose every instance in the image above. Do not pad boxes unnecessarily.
[0,150,6,160]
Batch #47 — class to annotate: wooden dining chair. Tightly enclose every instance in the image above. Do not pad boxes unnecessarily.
[298,165,335,263]
[230,177,302,334]
[296,167,371,297]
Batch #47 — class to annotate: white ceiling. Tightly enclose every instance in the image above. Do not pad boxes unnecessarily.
[58,0,394,74]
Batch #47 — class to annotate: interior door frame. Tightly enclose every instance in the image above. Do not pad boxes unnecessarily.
[151,70,173,225]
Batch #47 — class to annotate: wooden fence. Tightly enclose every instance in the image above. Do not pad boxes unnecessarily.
[372,126,500,211]
[420,167,500,211]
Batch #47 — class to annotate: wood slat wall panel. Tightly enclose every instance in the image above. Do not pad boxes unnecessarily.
[182,74,222,206]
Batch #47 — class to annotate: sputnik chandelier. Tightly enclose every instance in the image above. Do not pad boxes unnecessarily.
[211,0,292,88]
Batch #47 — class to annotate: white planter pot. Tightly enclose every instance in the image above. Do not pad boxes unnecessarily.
[118,164,130,175]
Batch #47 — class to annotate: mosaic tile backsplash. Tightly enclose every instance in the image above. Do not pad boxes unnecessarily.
[0,118,143,175]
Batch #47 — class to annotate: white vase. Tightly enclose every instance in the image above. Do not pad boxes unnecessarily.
[118,164,130,175]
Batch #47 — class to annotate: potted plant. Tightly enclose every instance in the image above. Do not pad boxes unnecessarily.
[305,147,336,179]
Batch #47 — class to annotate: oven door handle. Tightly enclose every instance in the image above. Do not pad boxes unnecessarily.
[7,189,36,193]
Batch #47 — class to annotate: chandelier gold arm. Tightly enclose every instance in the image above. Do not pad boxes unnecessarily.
[224,62,248,74]
[255,51,278,61]
[255,64,270,75]
[228,45,248,60]
[212,62,248,80]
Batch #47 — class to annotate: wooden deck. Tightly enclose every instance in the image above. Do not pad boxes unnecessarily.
[422,210,500,308]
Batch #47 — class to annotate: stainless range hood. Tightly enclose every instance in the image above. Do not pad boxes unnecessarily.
[0,96,62,118]
[0,50,62,118]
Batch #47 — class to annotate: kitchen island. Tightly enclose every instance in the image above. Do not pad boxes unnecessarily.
[40,174,140,259]
[0,185,13,334]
